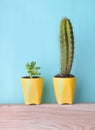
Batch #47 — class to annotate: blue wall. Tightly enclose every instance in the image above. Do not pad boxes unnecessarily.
[0,0,95,103]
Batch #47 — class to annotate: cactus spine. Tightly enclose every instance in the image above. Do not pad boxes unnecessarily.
[60,18,74,76]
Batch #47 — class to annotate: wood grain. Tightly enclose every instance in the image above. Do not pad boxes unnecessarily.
[0,104,95,130]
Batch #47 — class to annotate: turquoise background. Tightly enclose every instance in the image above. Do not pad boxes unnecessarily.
[0,0,95,103]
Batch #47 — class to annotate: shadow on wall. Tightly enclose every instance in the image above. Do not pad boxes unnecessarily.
[41,78,56,103]
[74,78,84,103]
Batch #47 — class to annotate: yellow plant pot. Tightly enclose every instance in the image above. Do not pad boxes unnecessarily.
[21,77,43,105]
[53,77,76,104]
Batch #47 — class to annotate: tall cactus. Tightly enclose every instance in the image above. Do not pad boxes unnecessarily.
[60,18,74,76]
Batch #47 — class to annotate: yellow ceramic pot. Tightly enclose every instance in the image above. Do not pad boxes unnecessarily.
[53,77,76,104]
[21,77,43,105]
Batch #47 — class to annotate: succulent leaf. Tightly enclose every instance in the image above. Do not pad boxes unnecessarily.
[25,61,41,78]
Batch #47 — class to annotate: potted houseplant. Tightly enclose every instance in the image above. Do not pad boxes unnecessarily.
[53,18,76,104]
[21,61,44,105]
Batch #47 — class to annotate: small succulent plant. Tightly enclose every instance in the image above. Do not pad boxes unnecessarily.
[58,18,74,77]
[26,61,41,78]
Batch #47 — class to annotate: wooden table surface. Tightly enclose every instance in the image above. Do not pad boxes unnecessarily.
[0,104,95,130]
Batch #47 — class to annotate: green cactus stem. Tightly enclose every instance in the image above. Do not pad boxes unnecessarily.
[60,18,74,76]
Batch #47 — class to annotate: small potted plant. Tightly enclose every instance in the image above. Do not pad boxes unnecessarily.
[53,18,76,104]
[21,61,44,105]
